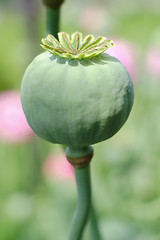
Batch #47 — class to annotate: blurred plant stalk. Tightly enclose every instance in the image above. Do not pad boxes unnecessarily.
[22,0,41,56]
[43,0,65,38]
[66,146,103,240]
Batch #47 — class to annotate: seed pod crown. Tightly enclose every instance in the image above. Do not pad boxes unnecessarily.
[41,32,114,59]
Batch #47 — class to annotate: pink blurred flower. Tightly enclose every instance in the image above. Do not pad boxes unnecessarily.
[43,153,74,181]
[146,47,160,79]
[106,40,136,81]
[0,90,35,143]
[79,6,106,33]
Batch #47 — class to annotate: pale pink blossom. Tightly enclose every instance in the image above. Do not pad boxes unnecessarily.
[43,153,74,181]
[79,6,107,33]
[146,47,160,79]
[106,40,136,81]
[0,90,35,143]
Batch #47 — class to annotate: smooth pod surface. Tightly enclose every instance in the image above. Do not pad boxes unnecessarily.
[21,52,134,146]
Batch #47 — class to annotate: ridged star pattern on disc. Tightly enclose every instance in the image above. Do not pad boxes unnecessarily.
[41,32,114,59]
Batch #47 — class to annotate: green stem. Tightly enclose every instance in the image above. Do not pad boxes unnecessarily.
[46,7,60,38]
[68,165,91,240]
[90,204,102,240]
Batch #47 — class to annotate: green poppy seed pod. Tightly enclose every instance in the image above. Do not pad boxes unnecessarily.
[21,32,134,149]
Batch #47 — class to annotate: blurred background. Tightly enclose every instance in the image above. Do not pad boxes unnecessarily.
[0,0,160,239]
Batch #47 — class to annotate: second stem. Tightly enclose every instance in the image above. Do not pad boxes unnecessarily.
[46,7,60,38]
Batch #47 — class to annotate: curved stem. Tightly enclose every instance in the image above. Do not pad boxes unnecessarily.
[68,165,91,240]
[46,7,60,38]
[90,204,103,240]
